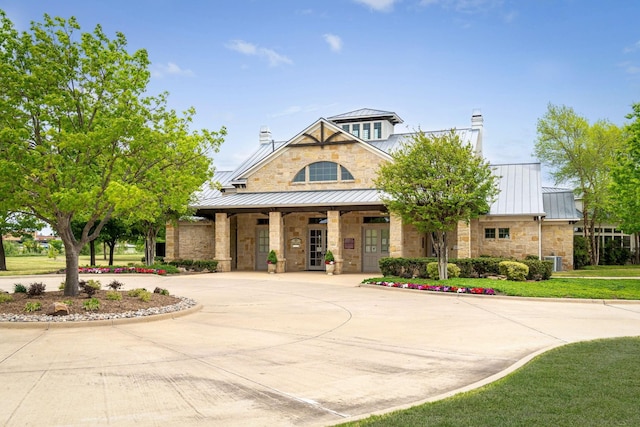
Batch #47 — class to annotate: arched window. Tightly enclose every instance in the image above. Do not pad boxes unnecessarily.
[292,162,355,183]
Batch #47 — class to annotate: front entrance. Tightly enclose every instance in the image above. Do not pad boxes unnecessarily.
[362,226,390,272]
[308,228,327,270]
[256,227,269,271]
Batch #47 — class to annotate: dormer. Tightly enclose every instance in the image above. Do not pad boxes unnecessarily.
[328,108,403,141]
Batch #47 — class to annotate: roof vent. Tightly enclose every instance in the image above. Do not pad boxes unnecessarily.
[471,109,483,129]
[259,126,272,145]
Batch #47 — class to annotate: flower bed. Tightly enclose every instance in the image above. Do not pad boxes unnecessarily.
[363,280,495,295]
[79,266,167,275]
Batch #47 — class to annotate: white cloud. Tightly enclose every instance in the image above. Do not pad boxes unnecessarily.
[623,40,640,54]
[323,34,343,52]
[269,103,339,118]
[353,0,397,12]
[420,0,503,14]
[619,61,640,75]
[226,39,292,67]
[152,62,194,78]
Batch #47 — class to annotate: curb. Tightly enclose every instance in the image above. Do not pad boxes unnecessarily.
[0,303,203,329]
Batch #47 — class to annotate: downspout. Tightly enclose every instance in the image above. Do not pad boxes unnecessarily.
[537,216,542,259]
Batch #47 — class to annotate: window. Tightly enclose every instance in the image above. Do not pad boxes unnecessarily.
[308,217,327,224]
[362,123,370,140]
[340,165,354,180]
[293,168,306,182]
[364,217,390,223]
[499,228,510,239]
[256,218,269,225]
[373,122,382,139]
[309,161,337,181]
[292,162,355,183]
[342,124,350,132]
[484,228,496,239]
[352,124,360,138]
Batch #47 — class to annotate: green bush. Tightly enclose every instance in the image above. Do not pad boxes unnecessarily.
[107,280,124,290]
[426,262,461,280]
[24,302,42,312]
[574,236,590,269]
[138,290,151,302]
[167,259,217,272]
[80,279,101,297]
[106,291,122,301]
[83,298,100,311]
[14,283,27,293]
[127,288,146,297]
[499,261,529,281]
[521,258,553,280]
[153,287,170,295]
[0,294,13,303]
[379,257,435,278]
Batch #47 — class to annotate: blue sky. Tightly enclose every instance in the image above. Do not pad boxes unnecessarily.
[2,0,639,184]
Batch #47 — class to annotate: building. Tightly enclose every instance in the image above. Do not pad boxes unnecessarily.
[166,108,578,273]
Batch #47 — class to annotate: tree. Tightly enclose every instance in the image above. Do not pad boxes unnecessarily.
[611,103,640,264]
[375,130,498,280]
[534,103,623,266]
[0,212,43,270]
[98,218,130,266]
[0,13,224,295]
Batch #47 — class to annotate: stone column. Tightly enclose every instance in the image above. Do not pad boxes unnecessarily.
[215,213,232,272]
[389,213,404,258]
[456,220,471,259]
[164,222,179,261]
[327,210,343,274]
[269,211,286,273]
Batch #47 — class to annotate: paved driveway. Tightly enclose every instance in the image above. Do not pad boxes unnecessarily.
[1,272,639,426]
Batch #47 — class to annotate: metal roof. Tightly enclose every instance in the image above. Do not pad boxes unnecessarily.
[542,188,580,220]
[367,128,478,154]
[193,170,235,203]
[193,189,382,210]
[328,108,403,124]
[489,163,545,216]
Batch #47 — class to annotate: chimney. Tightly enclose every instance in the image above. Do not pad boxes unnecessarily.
[471,109,483,157]
[259,126,272,145]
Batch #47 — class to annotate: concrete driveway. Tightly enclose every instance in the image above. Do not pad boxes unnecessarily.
[1,272,639,426]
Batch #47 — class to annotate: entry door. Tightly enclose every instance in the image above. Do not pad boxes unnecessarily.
[308,228,327,270]
[362,227,390,272]
[256,227,269,271]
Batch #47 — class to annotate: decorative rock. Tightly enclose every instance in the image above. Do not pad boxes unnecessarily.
[48,302,70,316]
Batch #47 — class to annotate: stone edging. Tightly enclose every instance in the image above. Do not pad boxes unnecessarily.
[0,299,203,329]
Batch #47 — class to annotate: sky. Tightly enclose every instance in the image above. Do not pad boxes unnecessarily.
[2,0,640,185]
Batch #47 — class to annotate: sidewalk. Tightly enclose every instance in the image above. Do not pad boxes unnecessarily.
[1,272,639,426]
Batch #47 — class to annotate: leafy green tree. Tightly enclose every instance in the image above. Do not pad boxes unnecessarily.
[375,130,498,280]
[611,103,640,264]
[534,103,622,266]
[0,13,224,295]
[98,218,130,266]
[0,212,44,270]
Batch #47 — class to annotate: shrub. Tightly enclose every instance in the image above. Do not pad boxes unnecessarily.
[167,259,217,272]
[27,282,46,296]
[574,235,590,269]
[267,250,277,264]
[426,262,461,279]
[83,298,100,311]
[127,288,146,297]
[499,261,529,281]
[107,280,124,290]
[14,283,27,293]
[521,258,553,280]
[106,291,122,301]
[138,290,151,302]
[153,287,169,295]
[0,294,13,303]
[80,279,101,297]
[24,302,42,312]
[63,300,74,306]
[58,282,65,290]
[324,250,334,263]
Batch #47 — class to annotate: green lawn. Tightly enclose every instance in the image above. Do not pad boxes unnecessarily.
[0,253,144,276]
[555,264,640,277]
[340,337,640,427]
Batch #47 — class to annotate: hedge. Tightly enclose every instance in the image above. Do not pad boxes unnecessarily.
[167,259,219,272]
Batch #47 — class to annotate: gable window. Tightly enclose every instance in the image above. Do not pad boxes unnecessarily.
[292,162,355,183]
[352,123,360,138]
[342,124,350,132]
[309,161,337,181]
[484,228,496,239]
[499,228,510,239]
[373,122,382,139]
[362,123,370,140]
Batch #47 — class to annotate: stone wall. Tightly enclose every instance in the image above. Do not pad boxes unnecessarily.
[475,217,540,260]
[165,220,215,261]
[541,222,574,270]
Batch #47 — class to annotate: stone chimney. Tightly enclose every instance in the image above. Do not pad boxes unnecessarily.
[471,109,483,157]
[259,126,272,145]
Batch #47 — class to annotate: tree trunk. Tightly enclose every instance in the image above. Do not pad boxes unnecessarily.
[0,234,7,271]
[635,233,640,265]
[63,242,81,296]
[90,240,96,266]
[145,227,158,266]
[433,231,449,280]
[103,241,107,260]
[107,241,116,266]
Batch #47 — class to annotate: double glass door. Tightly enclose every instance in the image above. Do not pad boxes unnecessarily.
[308,228,327,270]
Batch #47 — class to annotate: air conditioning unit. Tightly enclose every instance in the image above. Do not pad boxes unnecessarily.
[544,256,563,272]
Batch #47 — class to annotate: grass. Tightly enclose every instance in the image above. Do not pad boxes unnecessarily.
[365,274,640,300]
[555,264,640,278]
[0,253,144,276]
[340,337,640,427]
